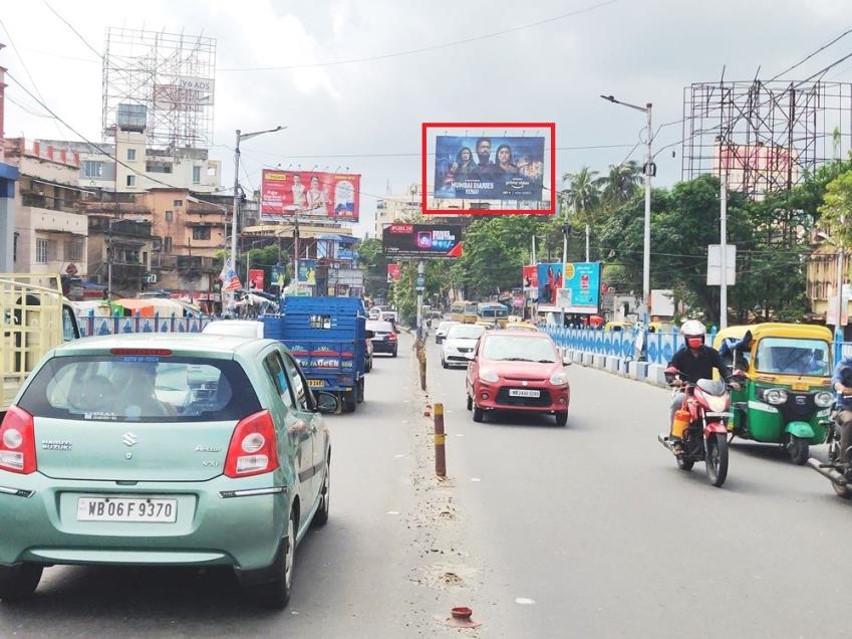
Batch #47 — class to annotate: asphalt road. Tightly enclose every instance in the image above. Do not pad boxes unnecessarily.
[4,333,852,638]
[426,337,852,638]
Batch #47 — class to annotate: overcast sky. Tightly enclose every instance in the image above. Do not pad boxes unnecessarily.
[2,0,852,236]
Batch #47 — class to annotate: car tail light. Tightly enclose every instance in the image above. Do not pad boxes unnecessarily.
[0,406,37,474]
[388,332,397,341]
[224,410,280,478]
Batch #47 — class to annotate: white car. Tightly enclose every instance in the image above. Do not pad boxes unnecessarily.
[441,324,486,369]
[434,320,460,344]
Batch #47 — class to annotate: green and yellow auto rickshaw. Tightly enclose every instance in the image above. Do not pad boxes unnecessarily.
[713,323,835,464]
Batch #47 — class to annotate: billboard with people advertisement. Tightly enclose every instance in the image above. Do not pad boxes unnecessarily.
[261,169,360,221]
[433,135,545,201]
[382,224,463,259]
[421,122,556,215]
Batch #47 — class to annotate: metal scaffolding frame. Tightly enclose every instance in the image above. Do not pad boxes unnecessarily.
[102,27,216,150]
[681,80,852,198]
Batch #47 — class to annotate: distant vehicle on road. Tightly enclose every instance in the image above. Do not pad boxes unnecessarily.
[442,324,486,369]
[202,319,265,338]
[367,319,398,358]
[465,330,571,426]
[0,333,338,608]
[450,300,478,324]
[435,320,460,344]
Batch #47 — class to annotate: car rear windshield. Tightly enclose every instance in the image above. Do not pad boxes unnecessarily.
[482,335,557,362]
[447,325,485,340]
[19,355,262,423]
[367,321,394,332]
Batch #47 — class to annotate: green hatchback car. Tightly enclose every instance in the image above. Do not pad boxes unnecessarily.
[0,333,337,609]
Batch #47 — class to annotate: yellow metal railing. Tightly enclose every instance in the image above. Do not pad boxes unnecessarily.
[1,273,65,410]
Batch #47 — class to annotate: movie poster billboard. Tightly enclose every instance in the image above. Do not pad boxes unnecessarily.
[536,263,564,306]
[433,135,545,201]
[387,264,402,281]
[261,169,360,221]
[522,265,539,290]
[297,259,318,285]
[382,224,463,259]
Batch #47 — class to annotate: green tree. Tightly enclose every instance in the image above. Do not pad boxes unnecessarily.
[356,237,388,300]
[818,170,852,248]
[600,161,642,206]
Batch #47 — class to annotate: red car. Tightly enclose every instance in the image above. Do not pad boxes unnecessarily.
[465,330,571,426]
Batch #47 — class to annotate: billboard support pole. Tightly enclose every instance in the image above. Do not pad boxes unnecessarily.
[719,171,728,329]
[293,215,300,296]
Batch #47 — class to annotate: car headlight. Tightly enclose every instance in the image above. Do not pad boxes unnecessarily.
[815,391,834,408]
[763,388,788,405]
[479,369,499,383]
[549,371,569,386]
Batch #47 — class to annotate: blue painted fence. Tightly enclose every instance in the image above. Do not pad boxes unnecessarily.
[78,311,212,337]
[543,325,852,368]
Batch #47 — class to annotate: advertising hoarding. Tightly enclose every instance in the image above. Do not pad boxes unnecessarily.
[248,269,264,291]
[261,169,360,221]
[387,264,401,281]
[560,262,601,313]
[536,263,564,305]
[421,122,556,215]
[433,135,545,201]
[297,259,318,285]
[382,224,463,259]
[522,265,539,289]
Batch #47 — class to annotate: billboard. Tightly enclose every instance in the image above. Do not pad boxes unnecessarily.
[248,268,264,291]
[261,170,360,221]
[560,262,602,313]
[522,265,539,290]
[536,263,564,305]
[387,264,401,281]
[714,143,797,194]
[297,259,317,285]
[382,224,463,259]
[421,122,556,215]
[433,135,545,201]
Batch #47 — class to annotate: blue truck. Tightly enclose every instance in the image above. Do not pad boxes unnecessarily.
[262,296,367,413]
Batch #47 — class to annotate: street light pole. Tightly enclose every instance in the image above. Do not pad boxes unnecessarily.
[229,125,286,275]
[601,95,653,323]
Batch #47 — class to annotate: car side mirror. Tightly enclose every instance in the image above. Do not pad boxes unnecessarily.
[314,391,339,415]
[365,330,375,339]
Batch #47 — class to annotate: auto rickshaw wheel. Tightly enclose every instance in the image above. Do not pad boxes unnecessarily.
[788,436,809,466]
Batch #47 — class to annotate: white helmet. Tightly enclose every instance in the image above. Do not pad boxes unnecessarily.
[681,319,706,350]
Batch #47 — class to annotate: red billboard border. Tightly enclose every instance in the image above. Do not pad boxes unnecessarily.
[421,121,556,216]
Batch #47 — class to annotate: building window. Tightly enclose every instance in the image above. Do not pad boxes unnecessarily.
[127,148,137,161]
[36,238,48,264]
[192,166,201,184]
[82,160,103,178]
[47,239,59,262]
[126,174,136,187]
[64,238,84,262]
[146,162,173,174]
[164,236,173,253]
[165,210,174,223]
[173,199,183,208]
[192,227,211,241]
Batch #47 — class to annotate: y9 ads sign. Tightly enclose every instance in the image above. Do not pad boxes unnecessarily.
[261,169,361,221]
[421,122,556,215]
[382,224,463,259]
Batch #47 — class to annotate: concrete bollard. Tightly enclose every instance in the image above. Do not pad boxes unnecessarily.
[593,354,606,369]
[628,361,648,380]
[434,403,446,478]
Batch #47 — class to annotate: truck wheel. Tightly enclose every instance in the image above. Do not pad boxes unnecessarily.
[343,395,357,413]
[356,379,364,404]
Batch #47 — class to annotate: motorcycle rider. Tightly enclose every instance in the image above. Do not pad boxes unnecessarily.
[665,319,740,455]
[831,355,852,464]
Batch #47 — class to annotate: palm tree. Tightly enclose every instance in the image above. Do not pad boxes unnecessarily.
[600,161,642,205]
[561,167,604,262]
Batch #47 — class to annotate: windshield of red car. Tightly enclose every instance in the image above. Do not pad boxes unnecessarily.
[482,335,557,363]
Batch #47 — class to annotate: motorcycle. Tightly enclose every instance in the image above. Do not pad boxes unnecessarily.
[806,413,852,499]
[658,367,740,488]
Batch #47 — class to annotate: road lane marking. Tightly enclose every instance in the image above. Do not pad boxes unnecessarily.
[515,598,536,605]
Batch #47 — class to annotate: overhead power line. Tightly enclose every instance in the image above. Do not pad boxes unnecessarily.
[219,0,621,72]
[41,0,103,60]
[769,25,852,81]
[6,71,190,191]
